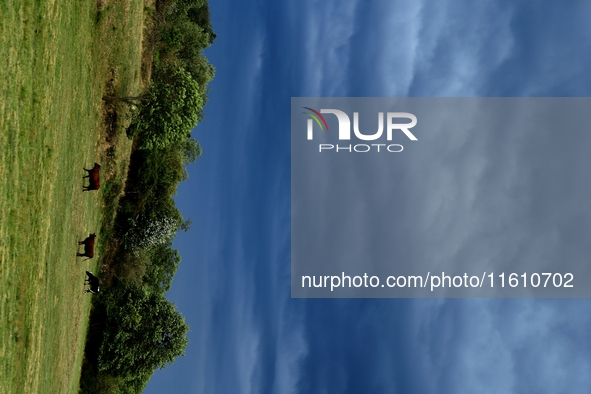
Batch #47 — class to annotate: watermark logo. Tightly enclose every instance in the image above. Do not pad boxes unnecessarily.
[302,107,329,135]
[303,108,418,152]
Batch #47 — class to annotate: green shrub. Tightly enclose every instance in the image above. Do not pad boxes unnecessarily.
[98,285,189,377]
[127,64,203,150]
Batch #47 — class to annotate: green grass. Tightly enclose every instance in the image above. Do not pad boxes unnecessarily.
[0,0,145,392]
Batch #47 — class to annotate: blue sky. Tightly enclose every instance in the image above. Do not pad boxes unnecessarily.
[144,1,591,393]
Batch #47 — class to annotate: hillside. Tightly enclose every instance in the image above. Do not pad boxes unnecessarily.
[0,0,214,392]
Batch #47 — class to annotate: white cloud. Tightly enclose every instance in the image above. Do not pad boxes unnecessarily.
[409,299,591,393]
[272,309,309,394]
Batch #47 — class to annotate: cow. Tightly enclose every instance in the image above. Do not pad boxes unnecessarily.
[83,271,100,294]
[83,163,101,191]
[77,233,96,260]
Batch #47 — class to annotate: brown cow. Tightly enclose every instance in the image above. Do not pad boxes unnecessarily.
[77,233,96,259]
[83,163,101,191]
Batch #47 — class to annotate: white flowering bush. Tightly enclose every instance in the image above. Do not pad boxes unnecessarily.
[123,215,179,255]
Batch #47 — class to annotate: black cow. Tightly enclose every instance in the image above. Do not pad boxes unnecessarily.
[83,163,101,191]
[83,271,100,294]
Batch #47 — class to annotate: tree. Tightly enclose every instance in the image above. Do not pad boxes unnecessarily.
[98,286,189,377]
[177,138,203,163]
[128,64,204,150]
[186,2,216,46]
[123,214,182,254]
[143,242,182,294]
[182,55,215,90]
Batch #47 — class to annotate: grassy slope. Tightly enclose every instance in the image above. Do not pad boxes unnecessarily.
[0,0,144,392]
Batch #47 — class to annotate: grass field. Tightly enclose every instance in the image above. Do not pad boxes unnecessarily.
[0,0,146,392]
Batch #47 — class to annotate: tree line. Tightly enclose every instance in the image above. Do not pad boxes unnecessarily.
[81,1,215,392]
